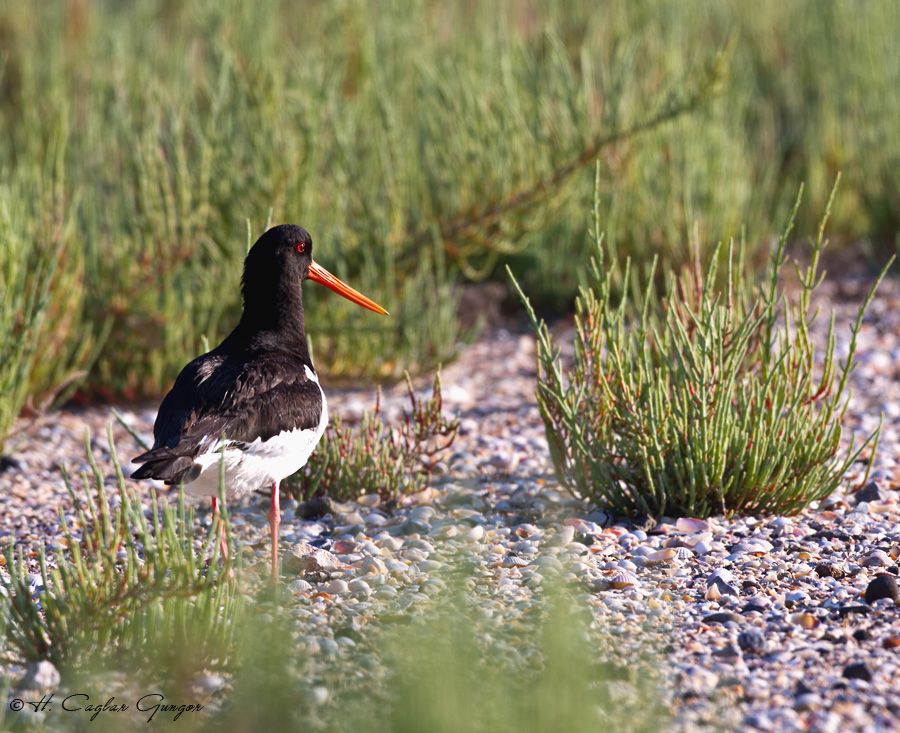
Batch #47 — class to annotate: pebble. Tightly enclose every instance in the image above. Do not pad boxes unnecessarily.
[864,574,898,604]
[325,579,349,594]
[842,662,872,682]
[348,579,371,597]
[3,276,900,733]
[19,661,60,690]
[737,629,766,654]
[284,541,343,574]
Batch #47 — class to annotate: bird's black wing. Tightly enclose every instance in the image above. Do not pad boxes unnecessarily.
[130,351,322,482]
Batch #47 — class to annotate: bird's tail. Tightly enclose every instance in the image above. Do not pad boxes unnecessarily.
[131,450,200,484]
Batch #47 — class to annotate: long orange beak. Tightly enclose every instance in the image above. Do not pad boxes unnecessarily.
[307,261,389,316]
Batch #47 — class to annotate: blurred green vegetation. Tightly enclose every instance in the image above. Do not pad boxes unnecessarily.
[0,431,665,732]
[0,0,897,424]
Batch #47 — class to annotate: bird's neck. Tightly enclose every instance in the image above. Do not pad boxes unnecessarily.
[233,280,312,362]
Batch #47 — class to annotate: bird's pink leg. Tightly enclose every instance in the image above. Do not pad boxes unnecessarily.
[212,496,229,562]
[268,481,281,581]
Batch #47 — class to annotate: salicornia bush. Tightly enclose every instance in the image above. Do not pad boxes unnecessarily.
[2,428,237,670]
[513,183,891,518]
[291,372,459,502]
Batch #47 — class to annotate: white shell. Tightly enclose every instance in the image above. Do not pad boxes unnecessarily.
[645,548,678,564]
[607,570,638,589]
[675,517,709,533]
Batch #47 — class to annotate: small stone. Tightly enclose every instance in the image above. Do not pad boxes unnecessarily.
[465,525,485,542]
[882,636,900,650]
[853,481,882,504]
[348,579,371,597]
[814,562,846,579]
[325,579,349,594]
[794,693,821,711]
[707,577,739,598]
[284,542,343,575]
[737,629,766,654]
[19,661,60,690]
[841,662,872,682]
[707,569,734,586]
[863,550,891,567]
[703,612,742,625]
[785,590,809,606]
[295,496,335,520]
[791,612,819,629]
[864,574,899,604]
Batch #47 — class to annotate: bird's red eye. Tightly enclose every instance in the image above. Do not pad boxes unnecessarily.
[296,242,306,253]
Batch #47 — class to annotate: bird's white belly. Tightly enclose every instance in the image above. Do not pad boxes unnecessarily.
[186,386,328,498]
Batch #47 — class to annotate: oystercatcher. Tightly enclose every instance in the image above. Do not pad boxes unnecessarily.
[130,225,388,580]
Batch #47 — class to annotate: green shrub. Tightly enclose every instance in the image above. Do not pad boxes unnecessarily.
[290,371,459,502]
[0,171,102,450]
[2,428,236,669]
[513,183,892,518]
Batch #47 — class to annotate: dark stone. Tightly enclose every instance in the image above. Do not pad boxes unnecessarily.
[703,612,742,625]
[864,574,899,604]
[741,603,768,615]
[852,481,882,505]
[0,455,20,474]
[399,519,431,536]
[295,496,336,520]
[842,662,872,682]
[794,680,814,696]
[814,562,846,579]
[737,629,766,654]
[838,605,871,618]
[852,629,871,642]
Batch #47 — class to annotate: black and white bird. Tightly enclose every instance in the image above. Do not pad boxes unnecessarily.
[130,225,388,580]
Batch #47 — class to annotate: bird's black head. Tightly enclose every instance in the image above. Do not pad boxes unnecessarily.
[243,224,315,290]
[238,224,388,340]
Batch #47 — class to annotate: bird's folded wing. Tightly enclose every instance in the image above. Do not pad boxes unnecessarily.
[132,354,323,464]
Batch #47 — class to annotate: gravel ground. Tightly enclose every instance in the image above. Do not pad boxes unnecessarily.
[1,272,898,732]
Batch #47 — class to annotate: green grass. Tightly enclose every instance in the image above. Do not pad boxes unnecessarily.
[1,0,897,428]
[0,430,666,733]
[513,180,892,518]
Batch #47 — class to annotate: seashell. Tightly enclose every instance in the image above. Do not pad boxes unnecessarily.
[514,523,540,538]
[645,548,678,565]
[705,583,722,601]
[673,546,694,560]
[707,568,734,586]
[730,539,773,556]
[675,517,709,533]
[332,540,357,554]
[869,500,895,514]
[607,570,638,589]
[683,532,713,548]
